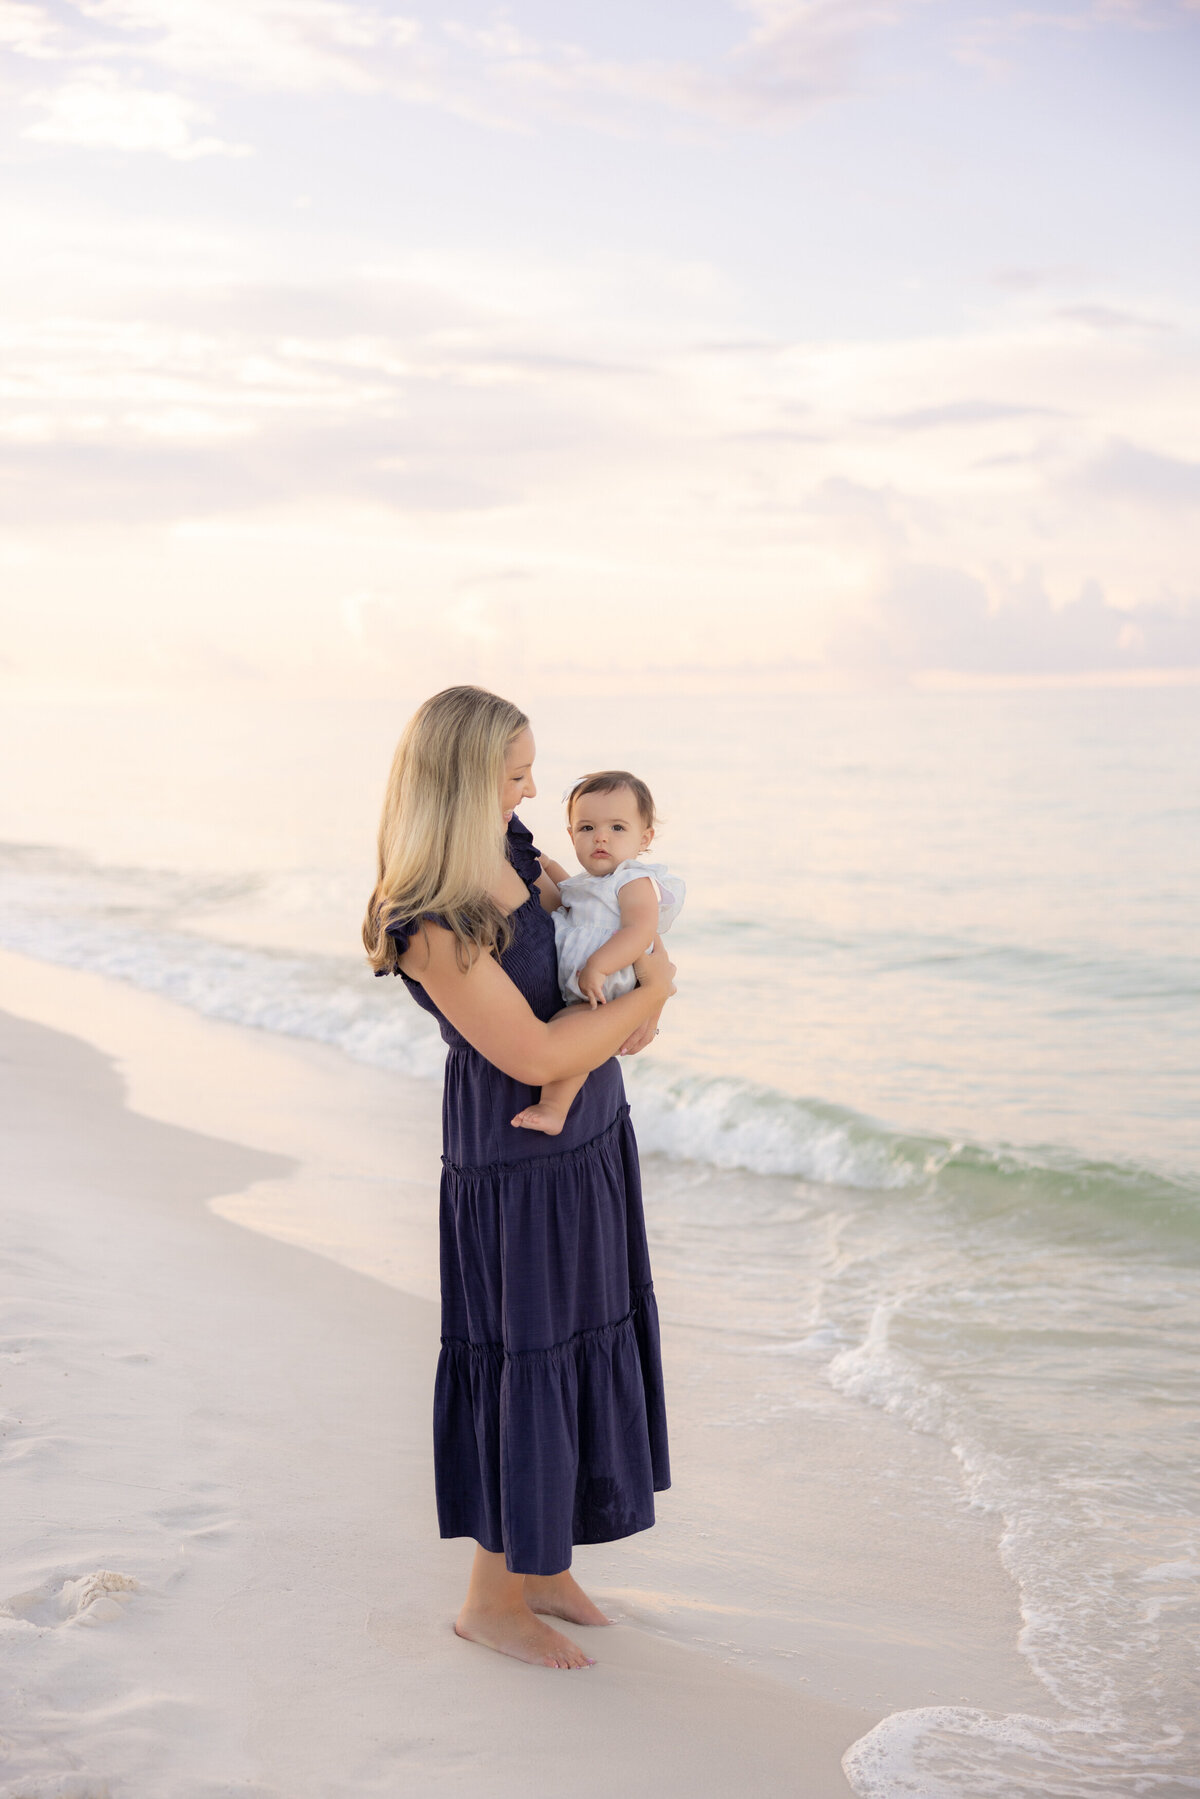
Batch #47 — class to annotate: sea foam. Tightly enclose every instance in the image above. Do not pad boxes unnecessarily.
[1,842,1195,1227]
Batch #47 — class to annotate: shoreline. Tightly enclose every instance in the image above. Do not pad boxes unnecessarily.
[0,949,1053,1792]
[0,973,876,1796]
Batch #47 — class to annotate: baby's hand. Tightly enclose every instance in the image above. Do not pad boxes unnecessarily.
[578,959,608,1009]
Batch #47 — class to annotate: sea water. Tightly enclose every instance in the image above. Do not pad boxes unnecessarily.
[1,685,1197,1794]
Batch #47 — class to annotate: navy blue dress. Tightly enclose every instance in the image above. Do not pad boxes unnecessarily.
[385,815,670,1574]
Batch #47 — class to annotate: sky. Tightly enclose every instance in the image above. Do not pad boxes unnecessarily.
[2,0,1199,697]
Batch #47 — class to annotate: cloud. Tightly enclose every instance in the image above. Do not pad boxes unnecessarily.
[2,0,910,132]
[1055,303,1170,333]
[69,0,422,92]
[828,565,1200,674]
[0,294,658,525]
[720,0,899,117]
[0,431,511,524]
[133,277,483,341]
[3,248,1199,690]
[990,266,1088,291]
[805,474,910,548]
[951,6,1096,76]
[952,0,1200,81]
[6,0,1193,143]
[441,0,904,129]
[1080,440,1200,509]
[1094,0,1200,19]
[24,73,251,157]
[874,399,1064,431]
[0,2,61,57]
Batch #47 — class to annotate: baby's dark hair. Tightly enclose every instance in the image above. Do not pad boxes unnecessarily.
[565,770,657,831]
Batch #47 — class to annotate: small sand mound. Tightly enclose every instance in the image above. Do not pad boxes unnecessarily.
[3,1570,141,1630]
[0,1778,114,1799]
[60,1570,141,1625]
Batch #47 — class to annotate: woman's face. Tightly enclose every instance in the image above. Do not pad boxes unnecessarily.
[500,727,537,823]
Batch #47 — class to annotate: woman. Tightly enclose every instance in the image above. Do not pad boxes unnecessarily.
[363,686,676,1671]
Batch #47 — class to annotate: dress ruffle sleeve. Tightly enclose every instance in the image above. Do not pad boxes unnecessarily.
[376,908,449,976]
[382,913,415,958]
[506,813,543,892]
[375,911,413,976]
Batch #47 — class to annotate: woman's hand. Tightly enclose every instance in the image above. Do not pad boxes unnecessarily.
[617,936,674,1052]
[617,1008,662,1056]
[632,935,676,1000]
[621,938,675,1053]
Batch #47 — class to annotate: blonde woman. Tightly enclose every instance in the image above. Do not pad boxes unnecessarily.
[364,686,675,1672]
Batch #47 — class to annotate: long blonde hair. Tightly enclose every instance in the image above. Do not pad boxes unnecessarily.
[363,685,530,974]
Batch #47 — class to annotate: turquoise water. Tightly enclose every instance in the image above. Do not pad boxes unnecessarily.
[2,685,1197,1792]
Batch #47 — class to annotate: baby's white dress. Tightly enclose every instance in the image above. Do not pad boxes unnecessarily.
[553,859,685,1005]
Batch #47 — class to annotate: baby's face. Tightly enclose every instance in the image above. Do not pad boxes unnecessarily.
[568,786,653,877]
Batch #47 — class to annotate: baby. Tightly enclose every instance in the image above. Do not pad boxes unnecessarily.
[511,769,685,1136]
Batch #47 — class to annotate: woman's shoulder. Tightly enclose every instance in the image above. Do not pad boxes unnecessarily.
[374,907,452,977]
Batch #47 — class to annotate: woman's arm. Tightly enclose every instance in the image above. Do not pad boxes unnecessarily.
[400,923,675,1086]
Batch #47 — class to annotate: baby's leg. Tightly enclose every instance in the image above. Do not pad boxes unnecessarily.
[511,1069,587,1136]
[511,1000,591,1134]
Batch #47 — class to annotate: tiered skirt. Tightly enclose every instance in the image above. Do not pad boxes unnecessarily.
[433,1105,670,1575]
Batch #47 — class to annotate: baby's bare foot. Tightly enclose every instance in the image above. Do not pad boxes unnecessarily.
[524,1570,613,1628]
[510,1104,567,1135]
[454,1601,596,1668]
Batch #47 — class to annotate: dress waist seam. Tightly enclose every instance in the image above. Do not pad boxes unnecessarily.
[441,1102,631,1179]
[441,1281,656,1362]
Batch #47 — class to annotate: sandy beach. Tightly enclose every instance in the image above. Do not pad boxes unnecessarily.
[1,955,897,1798]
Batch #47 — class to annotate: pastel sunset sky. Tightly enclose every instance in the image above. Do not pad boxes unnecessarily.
[2,0,1198,695]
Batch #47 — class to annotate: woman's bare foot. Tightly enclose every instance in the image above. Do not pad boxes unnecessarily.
[455,1600,595,1669]
[510,1103,567,1135]
[524,1569,613,1627]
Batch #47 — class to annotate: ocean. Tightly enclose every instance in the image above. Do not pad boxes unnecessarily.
[2,684,1197,1795]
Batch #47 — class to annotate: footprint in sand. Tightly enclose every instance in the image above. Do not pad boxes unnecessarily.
[153,1493,233,1547]
[0,1780,116,1799]
[0,1424,72,1467]
[3,1569,142,1629]
[0,1334,55,1361]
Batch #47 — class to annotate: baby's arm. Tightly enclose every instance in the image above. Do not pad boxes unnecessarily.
[577,877,661,1008]
[535,854,566,912]
[538,854,571,886]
